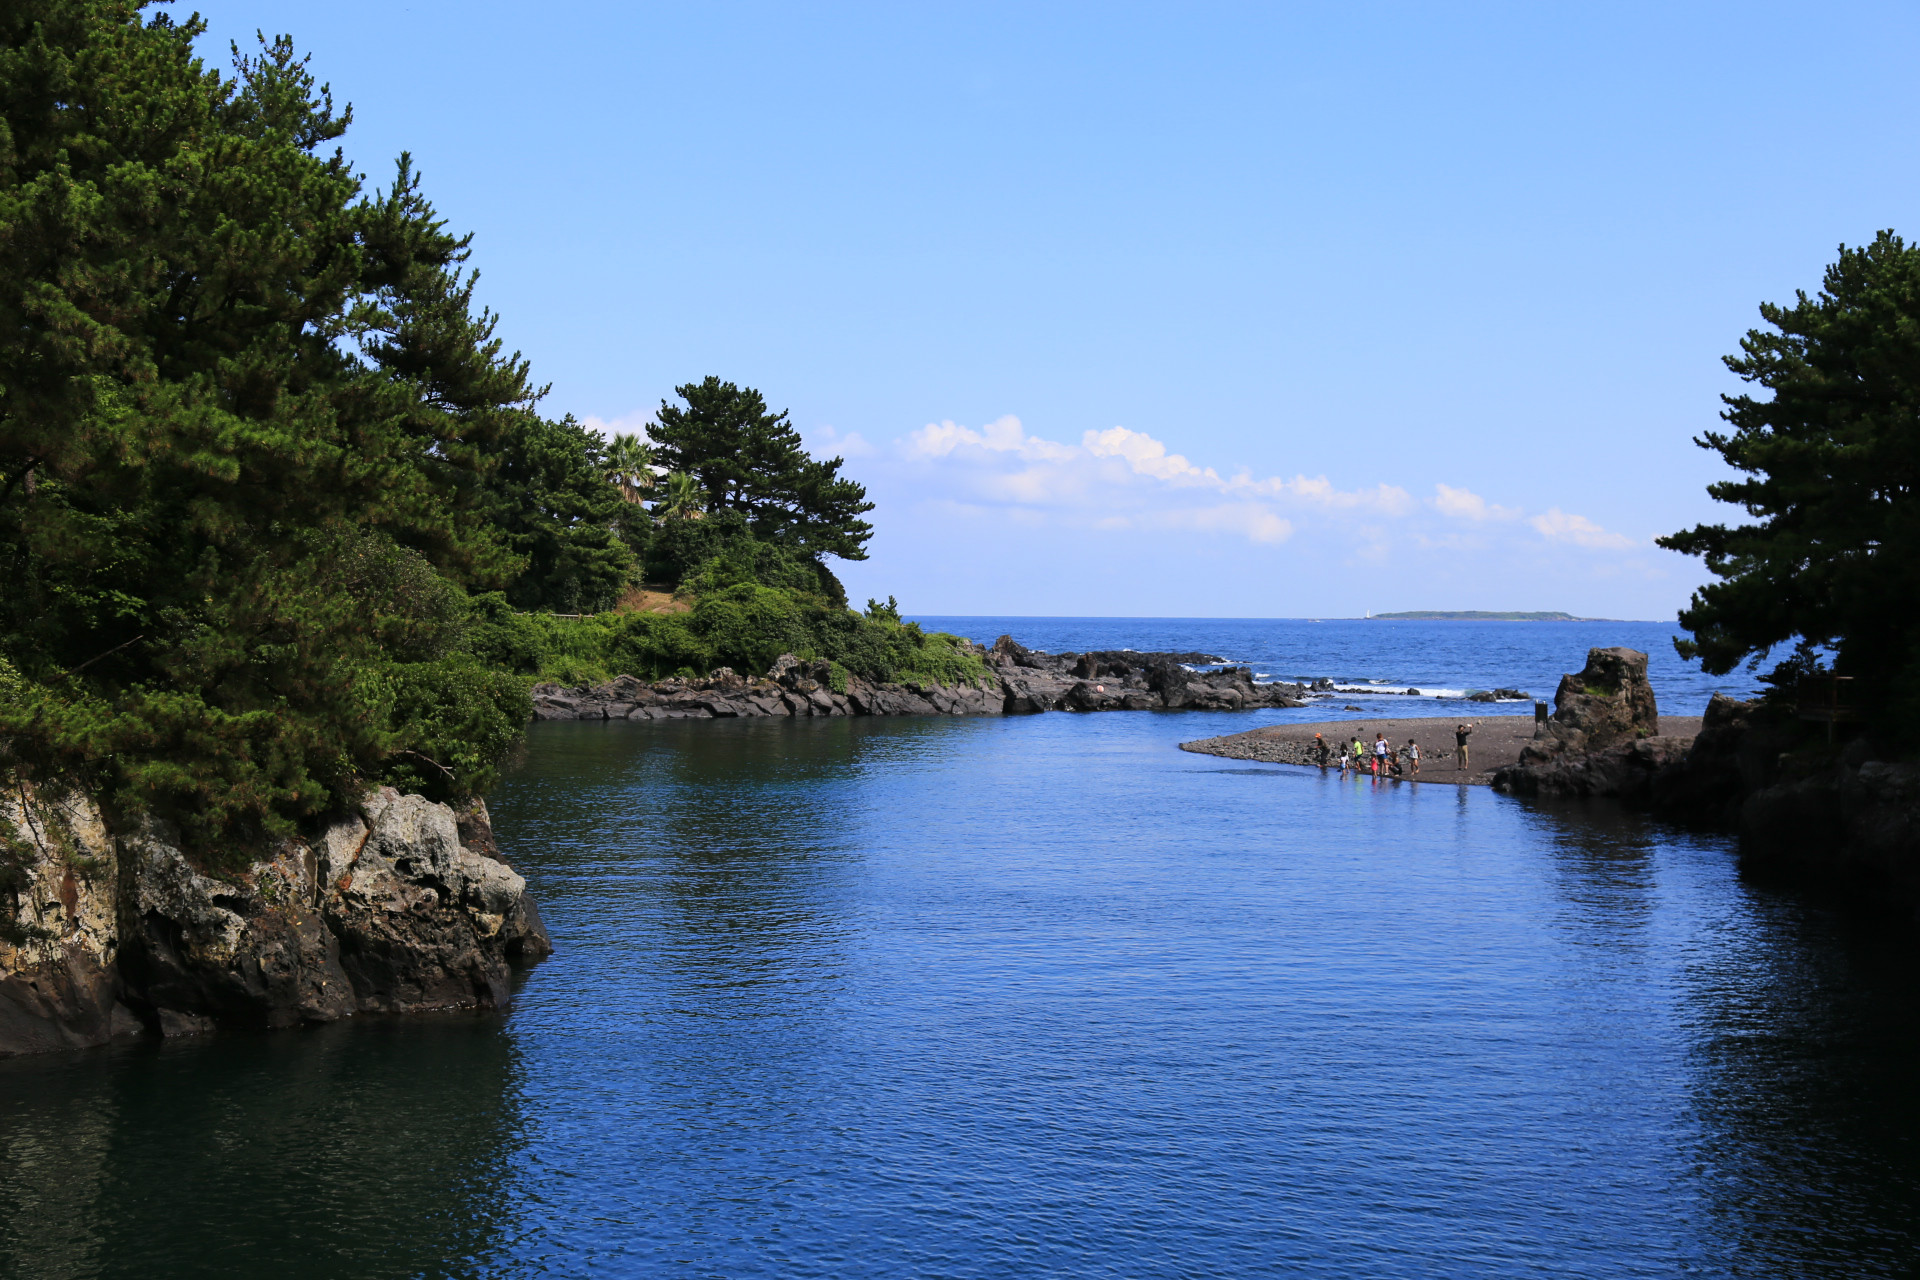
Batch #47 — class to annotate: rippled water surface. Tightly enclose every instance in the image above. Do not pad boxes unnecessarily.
[4,624,1918,1278]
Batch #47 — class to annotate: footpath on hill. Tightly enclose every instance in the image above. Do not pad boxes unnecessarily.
[1182,714,1706,786]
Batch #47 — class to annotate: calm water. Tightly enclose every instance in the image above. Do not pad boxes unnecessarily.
[3,623,1916,1278]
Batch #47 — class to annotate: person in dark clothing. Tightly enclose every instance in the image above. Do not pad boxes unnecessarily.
[1313,733,1330,768]
[1455,722,1475,771]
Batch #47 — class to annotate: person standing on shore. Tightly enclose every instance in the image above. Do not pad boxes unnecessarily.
[1455,722,1475,772]
[1351,736,1366,775]
[1374,732,1391,777]
[1314,733,1330,768]
[1405,738,1420,776]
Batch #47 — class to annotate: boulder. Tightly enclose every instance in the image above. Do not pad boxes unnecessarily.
[1520,647,1658,762]
[313,790,551,1014]
[990,635,1043,669]
[120,828,358,1030]
[1062,681,1128,712]
[1000,675,1050,715]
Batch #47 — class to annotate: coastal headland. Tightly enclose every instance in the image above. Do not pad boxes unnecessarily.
[532,634,1316,721]
[1180,714,1704,786]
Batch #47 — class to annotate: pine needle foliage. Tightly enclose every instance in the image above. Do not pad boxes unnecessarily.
[0,4,540,857]
[1660,231,1920,728]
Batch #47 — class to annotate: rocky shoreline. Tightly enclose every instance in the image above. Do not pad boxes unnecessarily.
[533,635,1319,721]
[1192,644,1920,918]
[1,785,551,1057]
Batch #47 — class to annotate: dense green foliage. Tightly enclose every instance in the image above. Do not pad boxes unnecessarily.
[653,377,874,563]
[0,4,974,858]
[1660,232,1920,725]
[0,4,552,850]
[484,413,639,614]
[483,595,992,691]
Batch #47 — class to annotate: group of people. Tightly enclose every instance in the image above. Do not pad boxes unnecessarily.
[1310,722,1476,778]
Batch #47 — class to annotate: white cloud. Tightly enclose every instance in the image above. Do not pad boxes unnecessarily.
[1530,507,1636,549]
[891,414,1640,557]
[906,415,1074,462]
[582,409,657,441]
[804,424,876,458]
[1258,474,1415,515]
[1083,426,1221,485]
[1432,483,1521,522]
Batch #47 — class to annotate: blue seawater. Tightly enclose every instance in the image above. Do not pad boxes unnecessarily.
[1,622,1914,1279]
[912,615,1754,715]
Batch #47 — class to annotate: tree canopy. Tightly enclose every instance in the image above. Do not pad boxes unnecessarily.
[1660,231,1920,721]
[651,377,874,563]
[0,3,929,861]
[0,3,550,850]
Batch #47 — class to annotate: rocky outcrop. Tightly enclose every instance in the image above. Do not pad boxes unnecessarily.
[1492,647,1666,796]
[1489,734,1694,801]
[1492,676,1920,913]
[1659,709,1920,907]
[0,782,130,1054]
[533,639,1310,722]
[1535,647,1659,755]
[1,784,550,1057]
[1646,693,1769,826]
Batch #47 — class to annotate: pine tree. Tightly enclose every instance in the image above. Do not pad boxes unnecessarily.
[1660,231,1920,726]
[0,6,549,852]
[651,377,874,562]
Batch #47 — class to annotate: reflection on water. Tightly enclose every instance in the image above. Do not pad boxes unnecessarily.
[3,712,1918,1279]
[0,1019,523,1279]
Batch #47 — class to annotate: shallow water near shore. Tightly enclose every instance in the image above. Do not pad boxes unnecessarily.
[5,705,1920,1278]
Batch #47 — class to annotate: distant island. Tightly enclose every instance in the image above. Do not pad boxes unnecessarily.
[1366,610,1603,621]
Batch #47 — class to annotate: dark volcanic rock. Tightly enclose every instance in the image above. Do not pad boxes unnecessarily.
[1491,735,1693,801]
[530,639,1307,725]
[1648,694,1764,826]
[1537,647,1658,755]
[1493,648,1667,799]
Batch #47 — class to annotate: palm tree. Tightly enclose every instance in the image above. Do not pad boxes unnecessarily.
[603,433,653,504]
[656,470,704,522]
[627,436,657,496]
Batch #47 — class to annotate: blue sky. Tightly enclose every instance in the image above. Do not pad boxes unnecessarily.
[196,1,1919,620]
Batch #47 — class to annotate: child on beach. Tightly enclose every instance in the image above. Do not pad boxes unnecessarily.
[1405,739,1420,776]
[1351,737,1366,774]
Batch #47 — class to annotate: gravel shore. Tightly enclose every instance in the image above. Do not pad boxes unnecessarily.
[1180,713,1705,786]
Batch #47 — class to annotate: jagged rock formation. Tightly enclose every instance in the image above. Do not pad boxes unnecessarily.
[1,783,550,1057]
[532,637,1310,721]
[1492,648,1666,797]
[1496,673,1920,912]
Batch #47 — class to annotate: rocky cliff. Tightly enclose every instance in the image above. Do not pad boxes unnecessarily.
[1494,655,1920,914]
[532,636,1311,721]
[1,783,550,1057]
